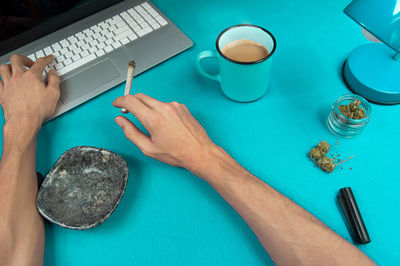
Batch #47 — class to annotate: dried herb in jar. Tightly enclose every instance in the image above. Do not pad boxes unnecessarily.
[338,99,366,120]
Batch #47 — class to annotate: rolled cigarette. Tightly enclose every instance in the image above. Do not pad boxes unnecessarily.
[121,61,136,113]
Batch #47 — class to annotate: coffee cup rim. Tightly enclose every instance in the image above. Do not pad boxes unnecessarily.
[215,24,277,65]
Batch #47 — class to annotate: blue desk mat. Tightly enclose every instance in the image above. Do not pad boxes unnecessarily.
[1,0,399,265]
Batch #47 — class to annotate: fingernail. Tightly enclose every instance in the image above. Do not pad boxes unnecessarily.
[115,117,123,127]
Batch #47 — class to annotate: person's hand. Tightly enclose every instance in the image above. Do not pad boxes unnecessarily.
[112,93,217,170]
[0,54,60,133]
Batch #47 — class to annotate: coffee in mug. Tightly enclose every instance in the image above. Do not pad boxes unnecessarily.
[196,24,276,102]
[221,39,269,63]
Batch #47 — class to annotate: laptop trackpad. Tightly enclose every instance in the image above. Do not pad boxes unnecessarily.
[60,59,120,104]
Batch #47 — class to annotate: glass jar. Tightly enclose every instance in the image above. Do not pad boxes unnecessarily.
[327,94,371,138]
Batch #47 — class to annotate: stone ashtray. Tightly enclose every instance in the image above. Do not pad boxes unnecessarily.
[36,146,128,230]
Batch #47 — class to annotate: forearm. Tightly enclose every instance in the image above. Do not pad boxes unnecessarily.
[189,145,375,265]
[0,123,44,266]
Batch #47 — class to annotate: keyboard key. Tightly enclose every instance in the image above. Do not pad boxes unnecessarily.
[63,58,72,66]
[73,47,82,55]
[128,34,137,41]
[92,33,101,40]
[114,25,129,35]
[135,17,144,23]
[109,25,117,32]
[69,44,78,51]
[53,51,61,57]
[76,40,85,47]
[121,37,129,45]
[36,50,45,58]
[125,18,136,26]
[148,18,157,25]
[155,16,167,26]
[76,32,85,40]
[96,50,105,57]
[65,51,73,58]
[98,36,106,43]
[135,6,145,13]
[128,8,138,16]
[97,43,106,49]
[68,36,78,43]
[150,23,160,29]
[116,21,126,28]
[52,43,62,51]
[89,47,98,53]
[112,42,122,49]
[92,26,101,33]
[133,25,141,33]
[60,48,68,54]
[28,54,36,61]
[80,50,89,57]
[57,54,96,76]
[106,32,114,39]
[114,29,133,41]
[90,40,99,47]
[100,28,109,36]
[44,46,53,55]
[85,36,94,43]
[60,39,69,47]
[105,39,113,45]
[71,54,81,62]
[81,44,90,51]
[140,22,149,28]
[55,55,65,63]
[55,63,63,70]
[104,46,113,53]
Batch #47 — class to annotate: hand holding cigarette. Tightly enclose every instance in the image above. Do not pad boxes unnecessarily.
[121,61,136,113]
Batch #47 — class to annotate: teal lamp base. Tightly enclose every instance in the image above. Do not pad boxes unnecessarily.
[343,43,400,105]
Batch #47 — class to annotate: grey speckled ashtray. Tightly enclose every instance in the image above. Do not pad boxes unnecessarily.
[36,146,128,230]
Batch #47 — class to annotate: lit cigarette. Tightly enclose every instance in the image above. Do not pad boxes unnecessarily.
[121,61,136,113]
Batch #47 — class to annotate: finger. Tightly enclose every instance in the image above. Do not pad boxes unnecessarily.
[47,69,60,89]
[115,116,153,152]
[30,55,54,76]
[134,93,163,109]
[10,54,34,73]
[112,95,152,125]
[0,64,11,81]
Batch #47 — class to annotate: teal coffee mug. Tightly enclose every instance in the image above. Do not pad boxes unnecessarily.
[196,24,276,102]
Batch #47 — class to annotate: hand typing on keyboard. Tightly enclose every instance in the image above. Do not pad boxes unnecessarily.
[0,54,61,140]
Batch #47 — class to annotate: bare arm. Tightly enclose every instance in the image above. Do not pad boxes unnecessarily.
[0,55,60,265]
[113,93,375,265]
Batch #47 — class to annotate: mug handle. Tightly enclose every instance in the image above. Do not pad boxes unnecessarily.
[196,50,221,82]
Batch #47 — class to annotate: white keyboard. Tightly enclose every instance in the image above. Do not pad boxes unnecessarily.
[27,2,168,77]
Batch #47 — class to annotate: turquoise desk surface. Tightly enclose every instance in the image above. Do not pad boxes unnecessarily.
[1,0,399,265]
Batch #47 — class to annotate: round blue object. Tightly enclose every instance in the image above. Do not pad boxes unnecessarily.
[343,43,400,104]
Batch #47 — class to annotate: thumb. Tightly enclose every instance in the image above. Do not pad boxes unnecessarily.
[115,116,153,153]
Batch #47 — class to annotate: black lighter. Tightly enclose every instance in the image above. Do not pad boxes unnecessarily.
[337,187,371,244]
